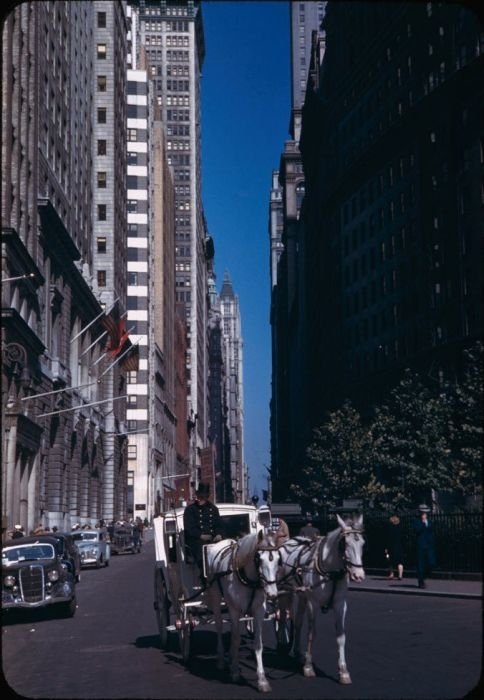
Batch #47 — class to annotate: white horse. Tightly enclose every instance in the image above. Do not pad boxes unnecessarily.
[204,530,280,692]
[277,513,365,683]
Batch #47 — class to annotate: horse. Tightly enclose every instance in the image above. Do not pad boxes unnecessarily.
[203,529,280,692]
[277,513,365,683]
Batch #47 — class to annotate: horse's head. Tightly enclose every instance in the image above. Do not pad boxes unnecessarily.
[336,513,365,582]
[254,529,281,602]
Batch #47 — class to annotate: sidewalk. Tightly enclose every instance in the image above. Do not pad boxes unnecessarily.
[349,574,482,599]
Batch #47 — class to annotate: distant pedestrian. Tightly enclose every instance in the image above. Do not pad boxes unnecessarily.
[385,515,404,580]
[413,504,436,588]
[11,524,25,539]
[299,516,320,541]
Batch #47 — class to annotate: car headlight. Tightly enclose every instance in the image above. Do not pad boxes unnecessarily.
[4,575,16,587]
[48,569,60,582]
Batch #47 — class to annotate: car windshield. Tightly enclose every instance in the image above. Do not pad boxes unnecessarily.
[2,544,56,563]
[72,532,97,541]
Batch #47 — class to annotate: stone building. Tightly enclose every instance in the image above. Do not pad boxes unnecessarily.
[130,0,210,497]
[1,1,129,533]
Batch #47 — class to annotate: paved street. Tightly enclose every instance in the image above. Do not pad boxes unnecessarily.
[2,535,481,699]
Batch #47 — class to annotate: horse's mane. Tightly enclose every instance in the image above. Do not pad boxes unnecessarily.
[234,532,258,569]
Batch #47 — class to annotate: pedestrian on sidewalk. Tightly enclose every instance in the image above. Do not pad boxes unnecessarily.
[413,504,436,588]
[385,514,404,580]
[299,515,320,541]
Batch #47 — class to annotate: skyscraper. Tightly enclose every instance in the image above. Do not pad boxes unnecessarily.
[130,1,209,494]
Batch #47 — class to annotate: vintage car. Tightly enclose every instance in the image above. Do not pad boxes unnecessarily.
[72,528,110,568]
[2,536,77,617]
[110,523,141,555]
[43,532,82,583]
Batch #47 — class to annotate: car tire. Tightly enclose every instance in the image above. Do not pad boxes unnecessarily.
[105,558,110,567]
[76,571,81,583]
[60,597,77,618]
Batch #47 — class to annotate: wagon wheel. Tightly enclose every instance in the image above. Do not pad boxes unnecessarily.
[154,569,170,650]
[177,603,192,664]
[274,612,294,655]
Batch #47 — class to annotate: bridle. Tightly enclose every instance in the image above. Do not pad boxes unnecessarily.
[337,528,365,572]
[254,544,282,587]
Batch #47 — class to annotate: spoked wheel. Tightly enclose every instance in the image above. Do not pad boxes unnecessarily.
[154,569,170,650]
[177,605,192,664]
[274,612,294,655]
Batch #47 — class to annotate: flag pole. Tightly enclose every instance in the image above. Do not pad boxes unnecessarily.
[80,330,108,357]
[99,332,138,378]
[70,295,120,343]
[21,381,97,402]
[38,394,128,418]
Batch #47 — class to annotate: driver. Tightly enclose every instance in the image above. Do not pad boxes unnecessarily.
[183,482,223,584]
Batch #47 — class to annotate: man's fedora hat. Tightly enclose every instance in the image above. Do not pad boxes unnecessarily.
[418,504,431,513]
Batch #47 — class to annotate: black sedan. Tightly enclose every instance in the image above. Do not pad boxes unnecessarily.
[2,536,77,617]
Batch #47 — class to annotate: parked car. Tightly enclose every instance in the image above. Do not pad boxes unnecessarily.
[72,528,111,568]
[110,523,141,555]
[2,536,77,617]
[40,532,82,583]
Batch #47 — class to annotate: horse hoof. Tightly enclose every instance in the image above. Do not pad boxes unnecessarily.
[258,680,272,693]
[339,672,352,684]
[303,666,316,678]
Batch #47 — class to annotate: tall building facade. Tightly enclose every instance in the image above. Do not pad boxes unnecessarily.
[2,1,130,533]
[130,1,209,496]
[272,1,484,498]
[219,272,246,503]
[290,1,326,110]
[270,1,326,499]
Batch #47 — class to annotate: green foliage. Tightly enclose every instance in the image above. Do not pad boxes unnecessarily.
[291,342,483,514]
[291,400,385,511]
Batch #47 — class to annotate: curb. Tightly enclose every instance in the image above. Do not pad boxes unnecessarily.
[348,585,482,600]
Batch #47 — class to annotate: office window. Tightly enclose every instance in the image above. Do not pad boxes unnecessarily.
[127,371,137,384]
[97,11,106,28]
[97,75,107,91]
[97,270,107,287]
[97,139,107,155]
[97,172,107,188]
[127,444,137,459]
[97,107,107,123]
[128,271,138,285]
[97,203,107,221]
[97,237,107,253]
[127,395,137,407]
[97,43,107,59]
[128,128,137,141]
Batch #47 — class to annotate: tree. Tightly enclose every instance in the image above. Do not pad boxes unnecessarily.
[371,369,455,510]
[291,401,383,511]
[445,342,483,500]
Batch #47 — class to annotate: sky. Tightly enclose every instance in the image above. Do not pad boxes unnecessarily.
[201,1,291,498]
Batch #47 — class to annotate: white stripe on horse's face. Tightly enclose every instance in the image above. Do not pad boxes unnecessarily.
[343,525,366,582]
[257,546,280,601]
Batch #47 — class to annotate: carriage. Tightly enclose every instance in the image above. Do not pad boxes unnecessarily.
[153,502,365,691]
[152,502,288,665]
